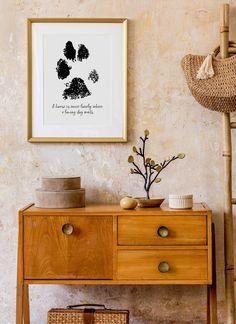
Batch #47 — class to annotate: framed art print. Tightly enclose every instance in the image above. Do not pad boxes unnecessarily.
[27,18,127,142]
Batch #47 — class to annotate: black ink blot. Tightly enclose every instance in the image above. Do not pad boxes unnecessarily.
[77,44,89,61]
[56,59,71,79]
[63,41,76,61]
[88,69,99,83]
[63,77,91,99]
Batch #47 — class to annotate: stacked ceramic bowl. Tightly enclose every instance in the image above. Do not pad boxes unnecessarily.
[35,176,85,208]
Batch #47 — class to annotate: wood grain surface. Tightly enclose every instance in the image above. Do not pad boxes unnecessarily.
[23,203,210,216]
[118,215,206,245]
[117,249,208,280]
[24,215,113,279]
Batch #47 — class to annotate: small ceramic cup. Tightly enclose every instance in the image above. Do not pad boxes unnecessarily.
[169,194,193,209]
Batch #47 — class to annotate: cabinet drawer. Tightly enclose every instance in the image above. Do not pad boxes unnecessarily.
[117,250,208,280]
[24,215,113,279]
[118,215,206,245]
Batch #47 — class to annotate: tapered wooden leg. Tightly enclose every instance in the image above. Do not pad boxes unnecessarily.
[207,285,217,324]
[16,283,24,324]
[24,284,30,324]
[16,211,25,324]
[207,224,217,324]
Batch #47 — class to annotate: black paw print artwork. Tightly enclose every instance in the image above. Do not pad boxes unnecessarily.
[56,41,99,100]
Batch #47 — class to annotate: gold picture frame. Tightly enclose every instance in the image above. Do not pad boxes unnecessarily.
[27,18,127,143]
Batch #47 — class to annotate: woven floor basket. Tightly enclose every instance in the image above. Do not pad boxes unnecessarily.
[48,308,129,324]
[181,42,236,113]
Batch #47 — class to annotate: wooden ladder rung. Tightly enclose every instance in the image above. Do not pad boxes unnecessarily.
[230,122,236,129]
[228,48,236,54]
[232,198,236,204]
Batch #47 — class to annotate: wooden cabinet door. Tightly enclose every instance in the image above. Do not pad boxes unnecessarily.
[24,215,113,279]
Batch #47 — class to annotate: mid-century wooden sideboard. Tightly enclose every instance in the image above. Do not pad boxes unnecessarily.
[16,203,217,323]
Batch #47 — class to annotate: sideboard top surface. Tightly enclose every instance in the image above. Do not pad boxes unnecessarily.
[21,203,210,216]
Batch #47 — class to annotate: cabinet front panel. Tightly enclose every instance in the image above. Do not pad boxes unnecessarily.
[24,215,113,279]
[118,215,206,245]
[117,250,208,280]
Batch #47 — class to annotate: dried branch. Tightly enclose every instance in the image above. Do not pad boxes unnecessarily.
[132,161,145,180]
[128,130,185,199]
[150,156,178,187]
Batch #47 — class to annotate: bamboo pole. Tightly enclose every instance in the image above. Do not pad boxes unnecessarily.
[221,4,235,324]
[232,198,236,205]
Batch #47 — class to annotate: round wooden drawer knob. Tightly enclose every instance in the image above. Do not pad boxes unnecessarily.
[158,261,170,273]
[62,224,74,235]
[157,226,169,238]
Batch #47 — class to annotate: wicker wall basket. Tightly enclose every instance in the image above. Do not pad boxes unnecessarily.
[181,41,236,113]
[48,304,129,324]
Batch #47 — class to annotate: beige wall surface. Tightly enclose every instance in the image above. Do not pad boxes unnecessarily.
[2,0,236,323]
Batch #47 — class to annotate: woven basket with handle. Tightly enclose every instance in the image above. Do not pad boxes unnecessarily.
[181,41,236,113]
[48,304,129,324]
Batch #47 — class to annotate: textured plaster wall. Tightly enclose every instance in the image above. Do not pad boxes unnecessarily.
[2,0,236,323]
